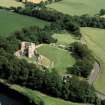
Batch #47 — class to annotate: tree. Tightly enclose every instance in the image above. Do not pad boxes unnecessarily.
[68,59,93,78]
[99,9,105,16]
[69,42,94,61]
[101,100,105,105]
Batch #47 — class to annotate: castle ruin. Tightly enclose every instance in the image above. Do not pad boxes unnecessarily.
[15,41,53,68]
[15,42,36,58]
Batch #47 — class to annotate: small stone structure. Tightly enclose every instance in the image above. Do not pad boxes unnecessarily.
[15,42,53,68]
[21,42,36,58]
[15,41,36,58]
[37,55,54,68]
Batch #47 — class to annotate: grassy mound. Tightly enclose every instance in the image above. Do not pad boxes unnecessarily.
[52,32,78,45]
[48,0,105,15]
[37,44,75,75]
[81,27,105,93]
[0,10,49,37]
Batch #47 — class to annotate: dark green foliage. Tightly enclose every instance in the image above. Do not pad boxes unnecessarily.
[0,36,20,54]
[25,2,46,10]
[74,15,105,29]
[14,26,57,44]
[101,100,105,105]
[0,44,96,103]
[62,76,96,103]
[68,60,93,78]
[69,42,94,61]
[99,9,105,16]
[13,6,81,37]
[67,42,95,78]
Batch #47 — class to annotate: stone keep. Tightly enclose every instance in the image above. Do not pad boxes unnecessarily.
[21,42,36,58]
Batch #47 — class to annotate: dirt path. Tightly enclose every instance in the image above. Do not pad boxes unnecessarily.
[80,36,100,84]
[36,44,43,48]
[88,62,105,100]
[88,62,100,84]
[96,91,105,100]
[81,35,105,99]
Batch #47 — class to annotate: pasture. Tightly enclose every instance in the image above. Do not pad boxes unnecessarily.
[11,85,92,105]
[0,10,49,37]
[0,0,23,7]
[48,0,105,15]
[52,32,78,45]
[81,27,105,93]
[37,44,75,75]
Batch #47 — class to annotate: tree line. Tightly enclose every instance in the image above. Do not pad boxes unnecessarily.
[13,26,57,44]
[0,47,96,104]
[0,26,104,104]
[67,42,95,78]
[0,26,97,104]
[11,5,81,36]
[74,15,105,29]
[12,3,105,33]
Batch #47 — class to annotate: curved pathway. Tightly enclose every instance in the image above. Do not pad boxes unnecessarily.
[81,35,105,100]
[88,62,100,84]
[96,91,105,100]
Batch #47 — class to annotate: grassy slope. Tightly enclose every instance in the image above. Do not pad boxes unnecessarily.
[52,32,78,45]
[48,0,105,15]
[0,0,23,7]
[37,44,75,75]
[0,10,49,37]
[81,27,105,93]
[11,85,92,105]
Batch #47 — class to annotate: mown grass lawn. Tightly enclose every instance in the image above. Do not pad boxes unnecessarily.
[11,85,92,105]
[37,44,75,75]
[81,27,105,93]
[0,0,23,7]
[48,0,105,16]
[0,10,49,37]
[52,32,78,46]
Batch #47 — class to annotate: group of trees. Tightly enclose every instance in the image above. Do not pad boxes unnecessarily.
[0,36,20,54]
[13,26,57,44]
[74,15,105,29]
[0,23,96,104]
[69,42,94,60]
[68,60,93,78]
[0,47,96,103]
[67,42,94,78]
[12,4,105,35]
[99,9,105,16]
[12,5,81,36]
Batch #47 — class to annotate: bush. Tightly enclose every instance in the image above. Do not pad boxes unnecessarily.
[68,59,93,78]
[69,42,94,61]
[67,42,95,78]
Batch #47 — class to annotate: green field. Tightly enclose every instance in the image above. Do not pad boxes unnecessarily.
[48,0,105,15]
[11,85,92,105]
[37,44,75,75]
[0,0,23,7]
[0,10,49,37]
[81,27,105,93]
[52,32,78,45]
